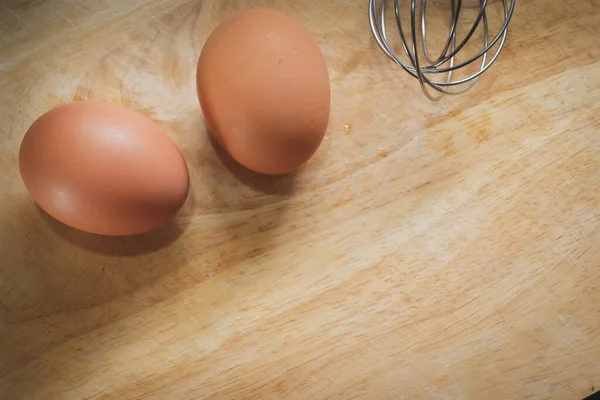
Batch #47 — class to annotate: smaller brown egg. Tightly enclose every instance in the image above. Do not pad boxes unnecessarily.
[19,101,190,236]
[197,8,331,175]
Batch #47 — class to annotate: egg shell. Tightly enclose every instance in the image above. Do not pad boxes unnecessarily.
[19,101,190,236]
[197,8,331,175]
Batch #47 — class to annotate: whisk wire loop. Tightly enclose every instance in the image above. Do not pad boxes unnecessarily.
[369,0,516,99]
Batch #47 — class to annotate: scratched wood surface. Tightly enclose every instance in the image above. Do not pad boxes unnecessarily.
[1,0,599,399]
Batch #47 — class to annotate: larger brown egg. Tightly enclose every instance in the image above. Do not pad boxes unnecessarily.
[19,101,190,236]
[197,9,331,175]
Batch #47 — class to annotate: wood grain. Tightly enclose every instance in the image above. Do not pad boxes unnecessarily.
[1,0,599,399]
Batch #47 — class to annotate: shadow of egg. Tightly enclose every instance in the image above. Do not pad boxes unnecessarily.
[204,123,299,196]
[38,186,195,256]
[0,196,193,324]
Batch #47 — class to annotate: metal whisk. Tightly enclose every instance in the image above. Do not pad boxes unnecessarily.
[369,0,516,100]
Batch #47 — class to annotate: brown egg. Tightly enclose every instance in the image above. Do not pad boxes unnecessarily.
[19,101,190,236]
[197,8,330,175]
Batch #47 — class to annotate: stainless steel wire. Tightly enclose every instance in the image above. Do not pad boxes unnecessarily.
[369,0,516,100]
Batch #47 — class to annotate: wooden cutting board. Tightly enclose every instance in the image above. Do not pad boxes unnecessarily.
[1,0,599,399]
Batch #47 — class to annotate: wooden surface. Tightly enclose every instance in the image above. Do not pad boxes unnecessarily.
[1,0,599,399]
